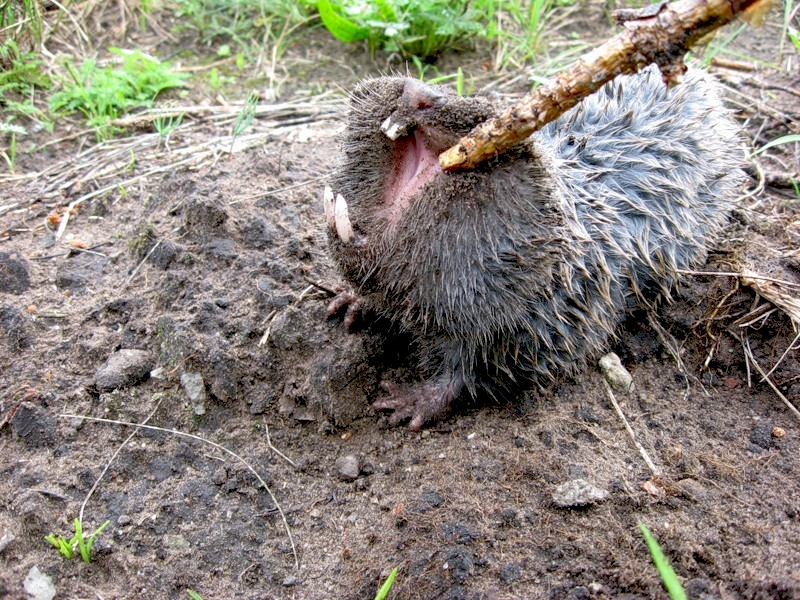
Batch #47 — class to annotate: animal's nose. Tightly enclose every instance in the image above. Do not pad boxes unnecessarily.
[400,78,445,111]
[381,79,446,141]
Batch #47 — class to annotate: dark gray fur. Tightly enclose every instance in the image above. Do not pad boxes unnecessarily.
[327,66,746,429]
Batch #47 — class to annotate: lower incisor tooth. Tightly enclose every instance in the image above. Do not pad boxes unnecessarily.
[323,185,336,229]
[334,194,354,244]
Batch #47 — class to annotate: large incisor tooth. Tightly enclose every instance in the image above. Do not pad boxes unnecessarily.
[334,193,354,244]
[381,115,405,141]
[323,185,336,229]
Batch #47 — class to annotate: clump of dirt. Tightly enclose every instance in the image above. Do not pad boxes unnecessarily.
[1,7,800,600]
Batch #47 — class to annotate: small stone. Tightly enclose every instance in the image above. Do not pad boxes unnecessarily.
[117,515,132,526]
[676,478,709,501]
[599,353,634,392]
[335,455,360,481]
[552,479,609,507]
[181,372,208,416]
[282,576,297,587]
[95,349,156,392]
[772,426,786,438]
[23,566,56,600]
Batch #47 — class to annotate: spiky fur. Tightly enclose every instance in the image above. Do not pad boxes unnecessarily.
[328,66,746,426]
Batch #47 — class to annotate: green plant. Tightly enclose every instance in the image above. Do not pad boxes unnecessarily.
[501,0,555,65]
[638,522,687,600]
[374,567,398,600]
[751,134,800,157]
[0,121,24,171]
[0,39,51,123]
[45,518,111,564]
[172,0,308,49]
[789,27,800,51]
[425,67,469,95]
[49,48,187,140]
[154,110,184,138]
[230,90,259,150]
[698,22,747,67]
[186,590,203,600]
[780,0,800,56]
[0,0,43,49]
[315,0,494,60]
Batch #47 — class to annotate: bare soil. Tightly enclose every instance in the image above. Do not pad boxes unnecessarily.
[1,5,799,599]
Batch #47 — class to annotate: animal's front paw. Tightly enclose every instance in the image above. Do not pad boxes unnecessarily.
[373,378,461,431]
[326,289,362,329]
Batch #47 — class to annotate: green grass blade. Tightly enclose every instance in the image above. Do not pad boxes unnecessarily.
[44,533,74,559]
[752,134,800,156]
[80,519,111,563]
[638,522,687,600]
[374,567,398,600]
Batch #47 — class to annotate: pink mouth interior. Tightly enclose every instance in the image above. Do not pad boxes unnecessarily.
[384,130,442,219]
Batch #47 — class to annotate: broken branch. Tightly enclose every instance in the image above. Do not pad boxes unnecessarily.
[439,0,773,171]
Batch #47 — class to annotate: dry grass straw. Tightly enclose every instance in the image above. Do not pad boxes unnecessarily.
[684,263,800,421]
[60,406,301,569]
[0,94,344,240]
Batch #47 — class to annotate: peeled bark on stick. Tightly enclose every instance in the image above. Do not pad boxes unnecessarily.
[439,0,773,171]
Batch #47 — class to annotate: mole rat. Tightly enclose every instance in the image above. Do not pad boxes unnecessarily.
[324,66,746,430]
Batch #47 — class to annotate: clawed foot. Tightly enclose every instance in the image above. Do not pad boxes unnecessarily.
[373,377,462,431]
[326,289,362,329]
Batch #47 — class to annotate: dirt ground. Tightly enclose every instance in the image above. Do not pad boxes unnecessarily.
[2,4,800,599]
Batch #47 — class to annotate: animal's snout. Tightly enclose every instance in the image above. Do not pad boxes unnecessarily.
[381,79,446,141]
[400,78,445,111]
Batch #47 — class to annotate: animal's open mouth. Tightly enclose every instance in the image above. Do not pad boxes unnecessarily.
[385,129,442,213]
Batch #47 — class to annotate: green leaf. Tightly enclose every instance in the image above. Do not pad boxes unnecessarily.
[317,0,369,43]
[375,0,397,22]
[638,522,687,600]
[788,27,800,52]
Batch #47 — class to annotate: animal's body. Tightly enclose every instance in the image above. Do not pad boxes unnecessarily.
[325,66,746,429]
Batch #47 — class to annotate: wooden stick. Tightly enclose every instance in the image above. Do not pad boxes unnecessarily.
[439,0,773,171]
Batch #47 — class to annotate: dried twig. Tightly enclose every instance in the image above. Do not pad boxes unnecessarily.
[125,239,162,287]
[604,381,661,477]
[77,396,164,525]
[59,412,300,569]
[263,419,297,468]
[742,335,800,421]
[439,0,773,170]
